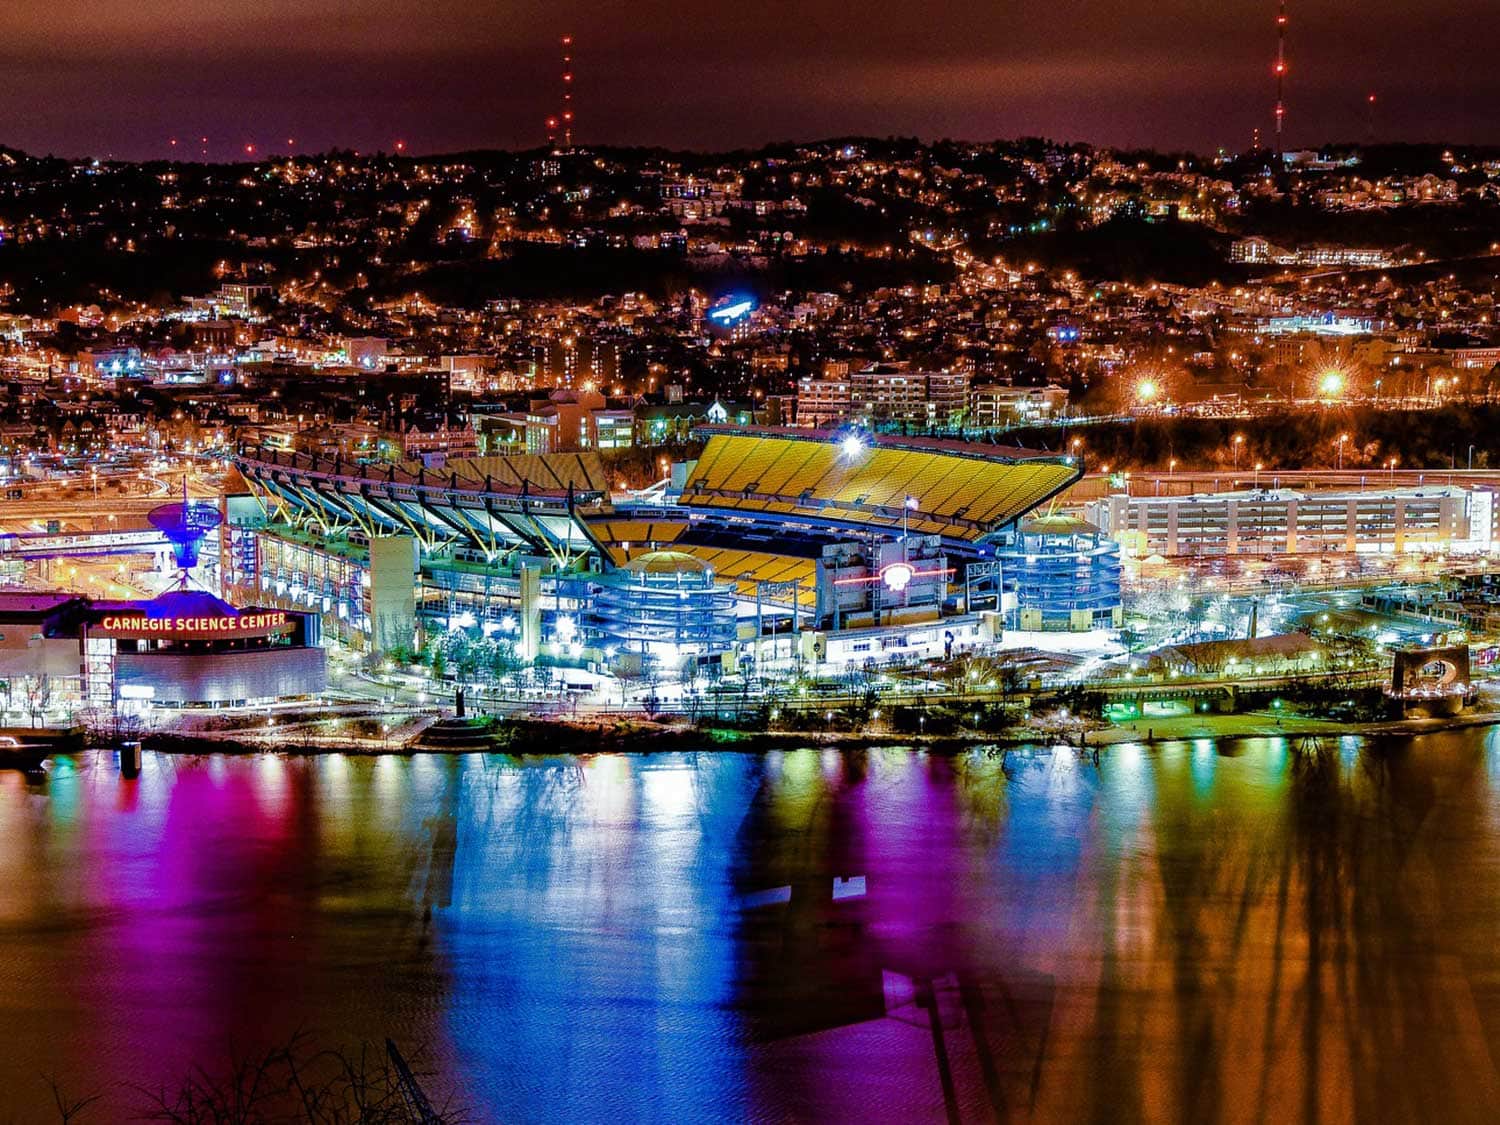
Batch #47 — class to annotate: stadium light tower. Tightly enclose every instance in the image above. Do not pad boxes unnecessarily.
[1319,370,1346,401]
[560,35,575,149]
[1273,1,1289,159]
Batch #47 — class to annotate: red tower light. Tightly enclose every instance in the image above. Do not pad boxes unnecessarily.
[1273,1,1289,157]
[558,33,575,148]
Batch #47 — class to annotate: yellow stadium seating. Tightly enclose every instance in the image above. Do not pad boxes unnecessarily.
[681,434,1076,540]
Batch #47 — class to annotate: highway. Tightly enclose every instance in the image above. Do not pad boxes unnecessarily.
[0,528,172,559]
[0,498,172,534]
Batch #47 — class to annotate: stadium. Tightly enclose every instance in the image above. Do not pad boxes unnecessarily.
[230,425,1094,672]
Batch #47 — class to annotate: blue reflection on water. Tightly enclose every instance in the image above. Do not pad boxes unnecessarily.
[2,734,1500,1123]
[435,754,754,1120]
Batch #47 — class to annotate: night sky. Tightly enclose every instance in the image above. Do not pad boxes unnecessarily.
[4,0,1496,159]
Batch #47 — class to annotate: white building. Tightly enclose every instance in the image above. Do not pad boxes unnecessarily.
[1088,486,1495,557]
[1229,237,1393,270]
[970,385,1069,428]
[796,364,969,429]
[795,375,853,426]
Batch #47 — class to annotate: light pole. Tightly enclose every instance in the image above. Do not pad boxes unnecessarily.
[1336,432,1349,471]
[1254,461,1264,489]
[1318,371,1345,402]
[1387,457,1398,484]
[1232,433,1244,470]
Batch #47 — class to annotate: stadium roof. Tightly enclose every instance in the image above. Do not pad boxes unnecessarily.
[583,516,818,606]
[239,449,609,500]
[680,426,1080,542]
[0,591,86,616]
[622,550,713,577]
[1019,514,1100,537]
[235,448,610,565]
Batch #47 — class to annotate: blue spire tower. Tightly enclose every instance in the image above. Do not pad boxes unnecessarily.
[147,481,223,576]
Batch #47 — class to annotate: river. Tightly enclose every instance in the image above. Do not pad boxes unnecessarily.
[2,734,1500,1123]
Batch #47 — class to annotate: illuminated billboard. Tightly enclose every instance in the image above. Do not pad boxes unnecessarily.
[708,297,756,325]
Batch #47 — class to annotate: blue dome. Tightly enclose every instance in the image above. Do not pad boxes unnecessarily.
[137,589,241,620]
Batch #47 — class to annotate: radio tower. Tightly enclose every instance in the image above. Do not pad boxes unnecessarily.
[560,34,575,150]
[1273,1,1289,158]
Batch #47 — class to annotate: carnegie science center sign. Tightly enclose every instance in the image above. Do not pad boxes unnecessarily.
[92,611,291,640]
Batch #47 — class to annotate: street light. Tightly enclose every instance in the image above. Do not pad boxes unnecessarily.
[1254,461,1264,489]
[1318,371,1345,400]
[1232,433,1245,470]
[1335,432,1350,471]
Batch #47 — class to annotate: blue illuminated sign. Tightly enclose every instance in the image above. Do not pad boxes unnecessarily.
[708,297,756,325]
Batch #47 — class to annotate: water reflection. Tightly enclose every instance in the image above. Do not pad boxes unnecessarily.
[0,739,1496,1121]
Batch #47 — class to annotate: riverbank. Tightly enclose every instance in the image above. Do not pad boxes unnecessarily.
[1092,709,1500,745]
[128,707,1500,758]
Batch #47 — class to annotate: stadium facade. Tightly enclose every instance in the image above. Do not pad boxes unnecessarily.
[228,425,1089,672]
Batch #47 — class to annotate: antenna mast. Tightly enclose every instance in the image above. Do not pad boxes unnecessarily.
[1273,1,1289,159]
[561,35,575,150]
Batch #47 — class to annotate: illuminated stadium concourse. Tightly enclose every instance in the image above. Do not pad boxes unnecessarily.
[230,427,1082,673]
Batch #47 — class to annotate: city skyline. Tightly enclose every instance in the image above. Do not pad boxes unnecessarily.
[3,0,1497,159]
[2,8,1500,1121]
